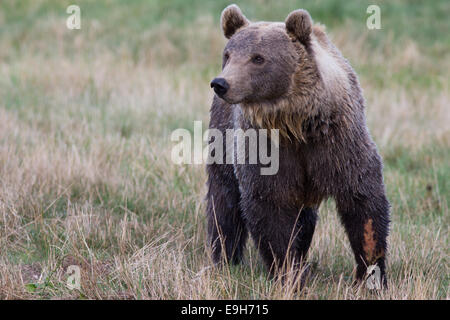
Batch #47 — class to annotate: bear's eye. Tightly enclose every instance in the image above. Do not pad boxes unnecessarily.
[223,52,230,62]
[251,55,265,65]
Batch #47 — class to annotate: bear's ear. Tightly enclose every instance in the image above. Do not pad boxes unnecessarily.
[285,9,313,46]
[221,4,250,39]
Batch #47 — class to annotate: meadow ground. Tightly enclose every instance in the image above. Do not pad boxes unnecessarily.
[0,0,448,299]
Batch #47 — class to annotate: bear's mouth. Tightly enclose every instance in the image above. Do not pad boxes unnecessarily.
[214,91,246,105]
[221,95,243,104]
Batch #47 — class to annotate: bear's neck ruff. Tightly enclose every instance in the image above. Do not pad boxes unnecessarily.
[239,96,313,142]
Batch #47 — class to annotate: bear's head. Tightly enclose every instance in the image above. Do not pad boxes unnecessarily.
[211,5,316,105]
[211,5,352,140]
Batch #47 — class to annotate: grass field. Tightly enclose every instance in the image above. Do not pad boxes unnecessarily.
[0,0,448,299]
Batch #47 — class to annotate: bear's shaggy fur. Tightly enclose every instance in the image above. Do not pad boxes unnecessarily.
[206,5,390,287]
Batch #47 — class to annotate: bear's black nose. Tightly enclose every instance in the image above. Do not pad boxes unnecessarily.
[210,78,229,97]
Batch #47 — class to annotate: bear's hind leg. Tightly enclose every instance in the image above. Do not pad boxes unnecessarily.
[336,193,390,289]
[244,203,317,282]
[296,207,318,259]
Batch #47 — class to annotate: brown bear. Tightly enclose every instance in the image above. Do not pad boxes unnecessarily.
[206,4,390,288]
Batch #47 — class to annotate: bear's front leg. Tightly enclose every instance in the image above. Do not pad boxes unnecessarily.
[242,200,317,281]
[206,163,248,265]
[336,191,390,289]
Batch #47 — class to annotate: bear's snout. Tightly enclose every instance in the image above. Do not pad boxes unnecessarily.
[210,78,229,97]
